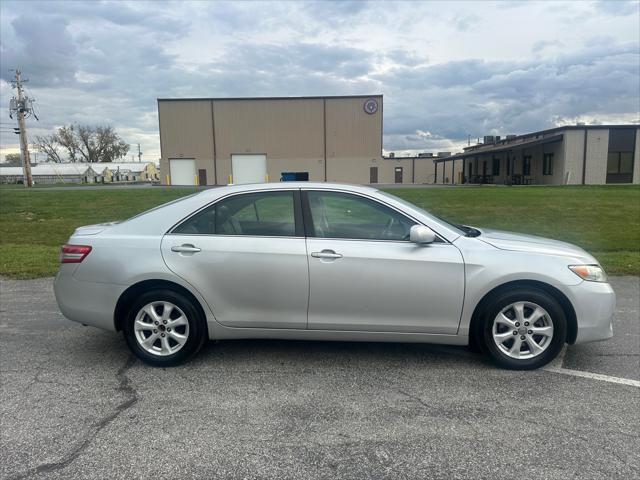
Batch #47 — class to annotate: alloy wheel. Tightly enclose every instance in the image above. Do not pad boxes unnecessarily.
[133,301,190,356]
[492,301,554,360]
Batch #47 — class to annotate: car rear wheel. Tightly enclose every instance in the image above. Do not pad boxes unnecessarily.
[123,289,207,367]
[480,288,567,370]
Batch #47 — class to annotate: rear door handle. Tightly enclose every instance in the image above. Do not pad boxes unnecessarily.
[311,249,343,259]
[171,244,201,253]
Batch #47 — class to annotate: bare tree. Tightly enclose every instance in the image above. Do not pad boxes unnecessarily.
[34,124,130,163]
[34,134,63,163]
[3,153,22,166]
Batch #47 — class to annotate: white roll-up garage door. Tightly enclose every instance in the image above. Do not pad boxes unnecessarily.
[169,159,196,185]
[231,154,267,184]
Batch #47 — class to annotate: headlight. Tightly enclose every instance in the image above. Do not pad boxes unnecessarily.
[568,265,608,282]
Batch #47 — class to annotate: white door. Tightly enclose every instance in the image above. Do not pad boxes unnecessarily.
[169,159,196,185]
[232,154,267,184]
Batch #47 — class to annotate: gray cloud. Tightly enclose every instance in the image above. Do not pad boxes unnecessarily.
[1,15,78,86]
[593,0,639,16]
[0,0,638,159]
[376,40,640,149]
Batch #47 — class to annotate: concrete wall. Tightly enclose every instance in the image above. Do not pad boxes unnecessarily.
[583,129,609,185]
[562,129,585,185]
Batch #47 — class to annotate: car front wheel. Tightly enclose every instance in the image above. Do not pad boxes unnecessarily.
[123,289,207,367]
[480,288,567,370]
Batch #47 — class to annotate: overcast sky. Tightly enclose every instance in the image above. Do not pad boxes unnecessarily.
[1,0,639,162]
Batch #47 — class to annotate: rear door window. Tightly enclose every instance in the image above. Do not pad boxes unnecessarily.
[173,191,297,236]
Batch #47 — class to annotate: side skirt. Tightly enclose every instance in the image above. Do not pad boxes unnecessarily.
[207,323,468,346]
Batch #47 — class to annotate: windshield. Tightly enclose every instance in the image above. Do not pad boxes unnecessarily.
[378,191,469,236]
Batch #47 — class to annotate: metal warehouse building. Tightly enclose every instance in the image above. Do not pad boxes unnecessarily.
[158,95,410,186]
[432,125,640,186]
[158,96,639,187]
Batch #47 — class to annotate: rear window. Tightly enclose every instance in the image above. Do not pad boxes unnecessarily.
[124,193,200,222]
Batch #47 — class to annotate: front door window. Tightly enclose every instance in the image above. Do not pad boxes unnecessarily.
[306,191,415,241]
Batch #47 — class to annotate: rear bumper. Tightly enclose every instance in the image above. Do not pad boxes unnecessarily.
[567,280,615,344]
[54,266,125,332]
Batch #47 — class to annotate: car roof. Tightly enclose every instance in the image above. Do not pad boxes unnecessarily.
[195,182,379,199]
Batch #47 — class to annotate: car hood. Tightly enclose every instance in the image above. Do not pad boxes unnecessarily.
[477,228,596,262]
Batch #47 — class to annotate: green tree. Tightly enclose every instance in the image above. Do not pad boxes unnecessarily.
[3,153,22,166]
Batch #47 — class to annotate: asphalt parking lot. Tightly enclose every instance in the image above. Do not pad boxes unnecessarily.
[1,277,638,480]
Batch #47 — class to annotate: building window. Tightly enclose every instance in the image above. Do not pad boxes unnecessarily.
[523,155,532,176]
[606,152,634,183]
[543,153,554,175]
[492,157,500,176]
[506,157,511,175]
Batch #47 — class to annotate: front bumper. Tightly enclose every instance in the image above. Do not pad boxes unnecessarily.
[54,266,125,332]
[567,279,615,344]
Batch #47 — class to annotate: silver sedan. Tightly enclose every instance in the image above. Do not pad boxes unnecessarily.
[54,183,614,369]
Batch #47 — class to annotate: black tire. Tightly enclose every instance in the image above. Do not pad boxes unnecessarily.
[478,287,567,370]
[123,289,207,367]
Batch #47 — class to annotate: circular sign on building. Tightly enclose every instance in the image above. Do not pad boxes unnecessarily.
[363,98,378,115]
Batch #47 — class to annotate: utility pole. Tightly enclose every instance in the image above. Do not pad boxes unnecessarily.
[137,143,142,162]
[9,69,37,188]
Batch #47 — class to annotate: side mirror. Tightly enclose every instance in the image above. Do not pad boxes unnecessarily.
[410,225,436,244]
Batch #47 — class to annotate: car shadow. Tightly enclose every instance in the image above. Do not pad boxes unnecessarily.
[192,338,490,370]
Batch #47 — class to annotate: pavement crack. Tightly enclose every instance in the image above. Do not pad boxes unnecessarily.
[396,388,478,429]
[7,355,139,480]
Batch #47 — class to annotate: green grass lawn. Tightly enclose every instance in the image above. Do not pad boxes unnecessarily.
[0,185,638,279]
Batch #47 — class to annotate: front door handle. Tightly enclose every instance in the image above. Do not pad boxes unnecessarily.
[171,244,201,253]
[311,249,343,259]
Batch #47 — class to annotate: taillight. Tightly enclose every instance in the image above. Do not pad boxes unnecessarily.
[60,244,92,263]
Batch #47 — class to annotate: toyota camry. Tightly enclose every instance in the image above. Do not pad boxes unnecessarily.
[54,183,615,369]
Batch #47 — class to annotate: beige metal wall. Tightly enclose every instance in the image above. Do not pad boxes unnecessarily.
[158,100,214,185]
[214,98,325,183]
[414,159,437,184]
[159,96,384,185]
[325,97,382,183]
